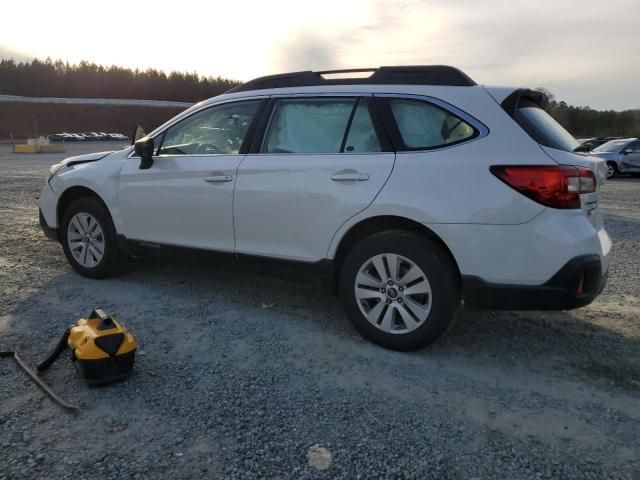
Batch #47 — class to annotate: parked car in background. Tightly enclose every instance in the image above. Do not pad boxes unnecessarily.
[108,132,130,141]
[38,66,610,350]
[46,132,129,142]
[47,133,72,143]
[591,138,640,178]
[575,136,623,152]
[80,132,102,141]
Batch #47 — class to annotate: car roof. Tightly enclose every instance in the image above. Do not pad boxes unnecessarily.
[145,81,504,141]
[227,66,476,94]
[144,67,528,141]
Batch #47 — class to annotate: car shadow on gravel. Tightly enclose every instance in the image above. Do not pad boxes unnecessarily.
[5,248,640,397]
[439,308,640,393]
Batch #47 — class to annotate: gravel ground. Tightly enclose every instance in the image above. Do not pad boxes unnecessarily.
[1,143,639,479]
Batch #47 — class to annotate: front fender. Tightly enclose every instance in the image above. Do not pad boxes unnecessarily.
[48,153,128,231]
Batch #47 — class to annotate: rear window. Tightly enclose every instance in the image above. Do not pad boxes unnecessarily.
[515,99,579,152]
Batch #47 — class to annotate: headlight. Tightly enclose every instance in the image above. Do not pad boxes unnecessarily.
[48,163,65,182]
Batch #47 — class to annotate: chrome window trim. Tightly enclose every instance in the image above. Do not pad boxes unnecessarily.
[242,152,391,157]
[269,92,372,98]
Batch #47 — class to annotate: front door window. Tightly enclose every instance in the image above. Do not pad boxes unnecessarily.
[158,100,262,155]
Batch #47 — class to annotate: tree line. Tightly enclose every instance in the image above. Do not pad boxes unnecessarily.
[537,88,639,138]
[547,103,639,138]
[0,58,638,137]
[0,58,240,103]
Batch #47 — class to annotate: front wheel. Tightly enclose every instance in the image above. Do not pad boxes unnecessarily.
[339,231,458,351]
[606,162,617,179]
[60,197,126,278]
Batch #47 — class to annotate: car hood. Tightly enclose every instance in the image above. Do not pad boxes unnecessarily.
[59,151,114,167]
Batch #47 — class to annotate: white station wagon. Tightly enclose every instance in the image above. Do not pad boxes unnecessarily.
[39,66,611,350]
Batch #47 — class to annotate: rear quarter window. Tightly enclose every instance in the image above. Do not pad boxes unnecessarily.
[387,98,477,150]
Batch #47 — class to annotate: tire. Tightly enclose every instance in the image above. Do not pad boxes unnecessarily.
[339,230,458,351]
[60,197,126,278]
[606,162,617,179]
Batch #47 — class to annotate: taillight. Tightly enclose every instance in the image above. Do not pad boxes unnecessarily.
[490,165,596,209]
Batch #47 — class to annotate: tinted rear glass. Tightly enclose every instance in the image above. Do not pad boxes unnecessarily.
[514,100,579,152]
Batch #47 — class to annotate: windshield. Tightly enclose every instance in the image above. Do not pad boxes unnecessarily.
[514,100,579,152]
[592,140,628,153]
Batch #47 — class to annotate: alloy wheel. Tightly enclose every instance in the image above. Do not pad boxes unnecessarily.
[354,253,432,334]
[67,212,105,268]
[606,163,615,179]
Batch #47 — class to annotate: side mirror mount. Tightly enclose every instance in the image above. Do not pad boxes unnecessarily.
[134,136,154,170]
[131,125,147,145]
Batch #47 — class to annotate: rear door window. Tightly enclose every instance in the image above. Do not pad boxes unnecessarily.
[260,97,381,154]
[388,98,476,150]
[514,99,579,152]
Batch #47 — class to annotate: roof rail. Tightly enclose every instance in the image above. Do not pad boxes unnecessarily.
[227,65,476,93]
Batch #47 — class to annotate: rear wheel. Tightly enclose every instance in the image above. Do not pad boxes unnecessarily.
[606,162,617,179]
[60,197,126,278]
[339,230,458,351]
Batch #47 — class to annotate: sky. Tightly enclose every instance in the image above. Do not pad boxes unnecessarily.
[1,0,638,110]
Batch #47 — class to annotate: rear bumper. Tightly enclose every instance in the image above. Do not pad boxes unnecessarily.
[462,254,607,310]
[39,209,59,241]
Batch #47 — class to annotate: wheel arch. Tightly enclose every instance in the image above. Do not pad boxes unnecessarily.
[331,215,462,289]
[57,186,114,231]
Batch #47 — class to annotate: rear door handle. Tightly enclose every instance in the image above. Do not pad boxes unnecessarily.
[205,175,233,183]
[331,171,369,182]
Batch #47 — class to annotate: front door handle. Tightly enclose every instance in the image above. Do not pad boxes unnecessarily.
[204,175,233,183]
[331,170,370,182]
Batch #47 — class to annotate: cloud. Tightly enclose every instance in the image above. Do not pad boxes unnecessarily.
[266,0,640,110]
[270,30,348,73]
[2,0,638,109]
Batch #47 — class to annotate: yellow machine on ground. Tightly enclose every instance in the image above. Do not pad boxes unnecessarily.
[1,309,137,411]
[38,308,137,385]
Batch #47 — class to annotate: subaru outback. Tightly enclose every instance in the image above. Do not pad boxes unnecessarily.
[39,66,611,350]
